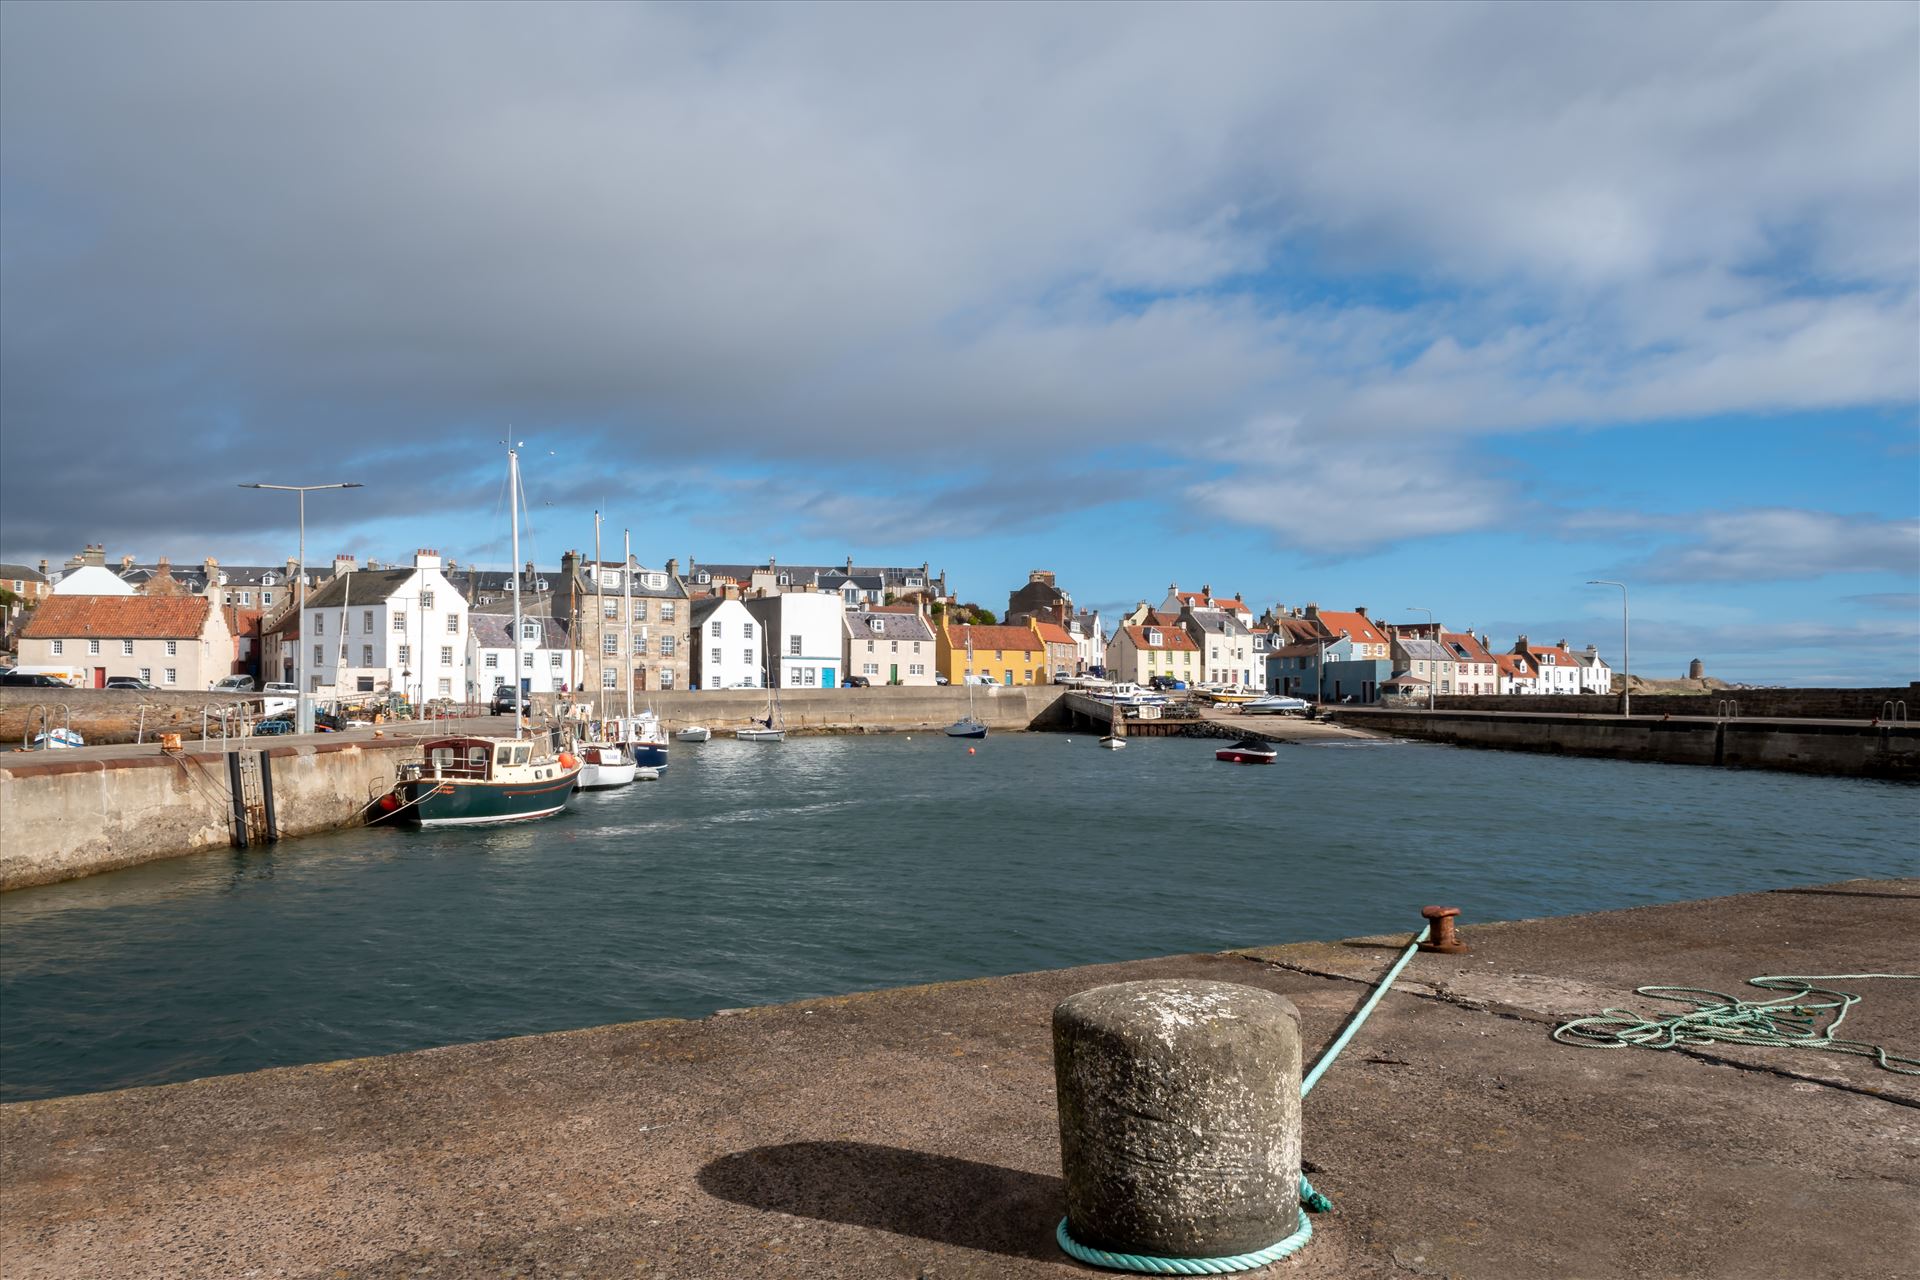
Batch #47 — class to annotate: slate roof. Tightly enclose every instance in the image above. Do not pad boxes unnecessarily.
[21,594,213,639]
[1395,637,1451,662]
[470,614,572,650]
[577,561,690,600]
[844,610,936,643]
[687,596,739,627]
[302,569,415,609]
[0,563,49,585]
[1188,608,1251,637]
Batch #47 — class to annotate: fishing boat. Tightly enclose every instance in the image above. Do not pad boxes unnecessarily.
[736,629,786,741]
[575,739,637,789]
[675,725,712,743]
[1215,737,1278,765]
[944,632,988,739]
[627,710,671,770]
[1099,707,1127,750]
[381,443,581,824]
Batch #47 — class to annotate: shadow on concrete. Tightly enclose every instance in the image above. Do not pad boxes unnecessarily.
[698,1140,1064,1262]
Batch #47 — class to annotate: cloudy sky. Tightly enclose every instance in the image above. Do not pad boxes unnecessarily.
[2,1,1915,684]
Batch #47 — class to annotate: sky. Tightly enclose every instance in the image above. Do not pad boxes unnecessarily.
[2,1,1915,686]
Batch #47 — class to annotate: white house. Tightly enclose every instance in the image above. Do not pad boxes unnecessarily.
[468,611,576,697]
[1066,610,1107,676]
[1517,638,1585,696]
[1179,605,1257,686]
[843,609,938,685]
[1575,644,1614,694]
[688,596,764,690]
[746,591,846,689]
[299,549,470,702]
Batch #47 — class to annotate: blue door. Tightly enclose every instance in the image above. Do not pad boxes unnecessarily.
[822,668,835,688]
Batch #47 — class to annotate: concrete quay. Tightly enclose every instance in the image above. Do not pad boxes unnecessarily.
[3,880,1913,1279]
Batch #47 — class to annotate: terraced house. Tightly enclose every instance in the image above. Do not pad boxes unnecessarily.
[565,553,691,694]
[843,608,937,686]
[936,622,1049,686]
[17,593,232,688]
[1105,619,1200,686]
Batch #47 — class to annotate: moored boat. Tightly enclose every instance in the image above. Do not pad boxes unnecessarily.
[575,740,637,789]
[1215,737,1277,765]
[945,632,990,739]
[386,734,582,825]
[675,725,712,743]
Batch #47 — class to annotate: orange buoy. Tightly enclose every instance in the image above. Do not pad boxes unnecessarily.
[967,746,976,755]
[379,793,398,811]
[558,751,579,769]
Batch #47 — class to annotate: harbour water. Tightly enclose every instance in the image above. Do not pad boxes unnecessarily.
[3,733,1915,1100]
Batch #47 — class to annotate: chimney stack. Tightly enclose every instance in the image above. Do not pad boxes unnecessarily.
[38,558,49,576]
[1354,605,1368,618]
[665,557,678,581]
[82,544,106,568]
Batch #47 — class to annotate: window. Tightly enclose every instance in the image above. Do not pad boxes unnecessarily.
[709,647,721,667]
[263,573,277,586]
[523,653,534,668]
[600,570,620,589]
[603,600,618,618]
[743,622,754,641]
[909,663,924,676]
[550,653,562,668]
[315,615,324,635]
[866,639,874,653]
[872,619,886,634]
[88,638,101,655]
[398,645,411,665]
[913,641,922,654]
[601,668,617,689]
[440,646,453,665]
[240,591,252,605]
[863,662,879,675]
[660,602,676,622]
[421,589,434,610]
[661,635,676,656]
[392,612,407,632]
[363,610,374,633]
[139,666,151,681]
[363,644,373,665]
[263,591,274,607]
[789,634,801,656]
[485,653,499,669]
[634,600,649,622]
[50,639,62,654]
[313,645,324,665]
[164,668,177,685]
[522,622,539,641]
[710,620,722,638]
[744,649,754,665]
[446,615,459,634]
[634,635,649,656]
[789,667,802,685]
[603,635,619,656]
[438,678,451,697]
[890,640,898,653]
[660,668,675,689]
[803,667,817,686]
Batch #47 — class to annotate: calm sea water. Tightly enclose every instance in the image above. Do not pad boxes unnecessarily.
[3,734,1915,1100]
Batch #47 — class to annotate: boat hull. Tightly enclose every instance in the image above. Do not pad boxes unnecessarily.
[735,728,785,742]
[675,727,711,743]
[1215,749,1276,765]
[629,741,670,770]
[576,746,637,789]
[395,772,579,826]
[944,721,988,739]
[1099,737,1126,749]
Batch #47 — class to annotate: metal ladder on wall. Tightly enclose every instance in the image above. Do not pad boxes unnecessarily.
[223,749,280,849]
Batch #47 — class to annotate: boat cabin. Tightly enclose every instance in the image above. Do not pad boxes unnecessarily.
[421,736,535,780]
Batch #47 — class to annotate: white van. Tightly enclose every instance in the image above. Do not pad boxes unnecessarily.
[2,665,83,687]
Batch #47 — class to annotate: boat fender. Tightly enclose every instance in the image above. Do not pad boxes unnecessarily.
[379,793,399,812]
[558,751,579,770]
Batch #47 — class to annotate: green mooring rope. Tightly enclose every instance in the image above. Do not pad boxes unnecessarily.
[1552,973,1919,1075]
[1057,926,1430,1274]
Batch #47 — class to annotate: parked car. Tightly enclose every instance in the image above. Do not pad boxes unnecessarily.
[0,671,72,687]
[105,677,159,690]
[843,675,871,688]
[256,708,345,734]
[491,685,526,715]
[260,681,299,715]
[933,673,950,685]
[211,675,258,693]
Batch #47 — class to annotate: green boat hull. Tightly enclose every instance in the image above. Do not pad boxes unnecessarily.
[396,773,577,827]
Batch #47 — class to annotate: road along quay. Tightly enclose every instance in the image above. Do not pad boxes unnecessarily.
[1,879,1912,1279]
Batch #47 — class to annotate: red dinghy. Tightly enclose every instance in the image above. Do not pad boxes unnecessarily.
[1215,737,1277,765]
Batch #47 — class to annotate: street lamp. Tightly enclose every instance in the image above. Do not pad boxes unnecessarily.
[241,482,363,733]
[1408,606,1436,710]
[1586,580,1630,717]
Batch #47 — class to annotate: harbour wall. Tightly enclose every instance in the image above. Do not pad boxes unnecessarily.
[1430,685,1917,719]
[1332,708,1920,780]
[0,741,415,891]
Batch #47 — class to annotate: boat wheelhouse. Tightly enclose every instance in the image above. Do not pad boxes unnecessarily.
[389,735,581,826]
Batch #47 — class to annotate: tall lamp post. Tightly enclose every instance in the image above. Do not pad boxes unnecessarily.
[1586,579,1629,717]
[241,482,363,733]
[1408,606,1437,710]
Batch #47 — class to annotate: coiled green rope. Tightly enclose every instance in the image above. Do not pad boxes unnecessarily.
[1057,926,1429,1274]
[1552,973,1919,1075]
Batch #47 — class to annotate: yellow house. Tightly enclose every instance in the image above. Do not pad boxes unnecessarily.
[937,621,1049,686]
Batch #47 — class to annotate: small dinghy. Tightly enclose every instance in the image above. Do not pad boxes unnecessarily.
[635,765,662,781]
[1215,737,1277,765]
[675,726,712,743]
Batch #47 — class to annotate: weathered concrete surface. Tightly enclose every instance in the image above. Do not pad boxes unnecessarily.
[1333,707,1920,780]
[1055,980,1302,1255]
[2,881,1915,1278]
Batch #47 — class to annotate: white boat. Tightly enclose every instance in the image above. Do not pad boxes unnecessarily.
[736,630,787,741]
[575,740,637,789]
[29,727,84,749]
[1088,681,1169,707]
[1098,734,1127,749]
[675,725,712,743]
[1243,695,1310,715]
[635,765,661,781]
[1099,703,1128,749]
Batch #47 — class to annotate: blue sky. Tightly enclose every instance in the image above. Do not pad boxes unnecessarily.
[1,2,1915,685]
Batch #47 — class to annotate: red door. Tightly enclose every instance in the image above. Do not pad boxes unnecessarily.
[93,668,107,688]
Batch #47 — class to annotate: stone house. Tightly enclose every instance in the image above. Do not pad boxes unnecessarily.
[17,593,232,689]
[1161,583,1254,628]
[1440,631,1499,695]
[1005,570,1073,626]
[843,608,938,685]
[1495,652,1541,695]
[565,553,692,694]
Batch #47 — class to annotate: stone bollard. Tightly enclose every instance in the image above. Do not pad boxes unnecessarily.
[1054,979,1302,1259]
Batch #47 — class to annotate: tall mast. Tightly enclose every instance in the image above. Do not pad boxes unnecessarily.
[623,527,634,720]
[593,511,603,719]
[510,444,525,738]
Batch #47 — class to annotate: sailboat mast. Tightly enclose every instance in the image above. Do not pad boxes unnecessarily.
[623,528,634,720]
[593,511,603,718]
[510,444,525,738]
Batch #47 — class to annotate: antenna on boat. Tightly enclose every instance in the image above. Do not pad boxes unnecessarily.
[623,527,634,723]
[510,442,525,739]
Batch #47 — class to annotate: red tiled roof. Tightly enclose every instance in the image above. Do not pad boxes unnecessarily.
[1313,610,1385,646]
[20,593,213,640]
[224,606,264,638]
[1442,631,1493,663]
[1494,653,1534,678]
[1032,622,1074,645]
[1530,643,1578,665]
[1122,624,1199,652]
[949,624,1044,653]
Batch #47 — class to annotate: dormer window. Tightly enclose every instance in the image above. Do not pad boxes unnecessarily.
[872,619,886,634]
[1146,629,1162,646]
[697,572,711,584]
[535,578,549,592]
[600,570,620,589]
[262,573,277,586]
[645,573,665,590]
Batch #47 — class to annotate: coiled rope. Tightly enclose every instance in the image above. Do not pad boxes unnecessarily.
[1057,925,1430,1274]
[1552,973,1919,1074]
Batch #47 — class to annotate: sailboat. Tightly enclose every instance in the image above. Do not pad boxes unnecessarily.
[575,519,638,790]
[736,625,786,742]
[609,526,671,772]
[944,629,988,739]
[387,443,583,825]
